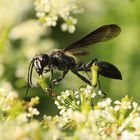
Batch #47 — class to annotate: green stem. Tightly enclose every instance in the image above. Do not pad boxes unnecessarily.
[0,25,10,53]
[37,75,49,96]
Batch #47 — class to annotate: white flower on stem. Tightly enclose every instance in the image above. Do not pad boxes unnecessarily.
[54,100,60,106]
[28,107,40,116]
[34,0,83,33]
[60,108,66,115]
[77,101,80,105]
[114,105,120,111]
[61,17,77,33]
[44,15,58,27]
[114,97,132,110]
[131,117,140,130]
[91,92,97,98]
[16,113,28,123]
[120,130,139,140]
[74,91,79,99]
[97,98,112,108]
[132,102,138,109]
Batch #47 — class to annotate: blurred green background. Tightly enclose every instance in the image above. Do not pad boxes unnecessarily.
[0,0,140,115]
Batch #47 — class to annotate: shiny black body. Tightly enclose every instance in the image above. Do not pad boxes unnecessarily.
[26,24,122,96]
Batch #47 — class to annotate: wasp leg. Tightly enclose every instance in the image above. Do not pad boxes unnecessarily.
[76,62,91,80]
[43,68,50,73]
[83,63,91,80]
[85,58,98,71]
[47,67,54,95]
[72,70,91,85]
[97,75,106,98]
[78,58,97,71]
[51,70,68,86]
[77,59,106,98]
[75,62,83,69]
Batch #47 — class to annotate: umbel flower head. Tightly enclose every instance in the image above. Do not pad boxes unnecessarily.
[30,62,140,139]
[53,87,140,140]
[34,0,83,33]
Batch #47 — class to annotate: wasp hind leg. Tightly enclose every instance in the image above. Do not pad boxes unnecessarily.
[97,75,106,98]
[72,70,91,85]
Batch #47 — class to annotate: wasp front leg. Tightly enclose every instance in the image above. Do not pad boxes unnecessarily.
[51,70,68,86]
[43,68,50,73]
[47,69,68,96]
[46,67,54,96]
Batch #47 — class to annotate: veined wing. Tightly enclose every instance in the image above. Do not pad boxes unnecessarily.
[63,24,121,51]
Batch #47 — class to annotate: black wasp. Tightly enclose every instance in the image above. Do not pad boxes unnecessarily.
[26,24,122,97]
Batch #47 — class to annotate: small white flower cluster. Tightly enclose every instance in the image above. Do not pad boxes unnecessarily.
[0,120,41,140]
[0,88,18,112]
[53,86,140,139]
[20,97,40,121]
[0,89,40,122]
[34,0,83,33]
[114,96,132,111]
[55,90,80,115]
[55,86,97,115]
[97,98,112,108]
[1,85,140,139]
[16,106,40,123]
[80,85,98,99]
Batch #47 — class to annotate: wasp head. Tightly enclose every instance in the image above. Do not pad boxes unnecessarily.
[33,54,49,75]
[25,54,49,98]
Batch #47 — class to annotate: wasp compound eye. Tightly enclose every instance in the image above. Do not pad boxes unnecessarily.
[41,54,49,68]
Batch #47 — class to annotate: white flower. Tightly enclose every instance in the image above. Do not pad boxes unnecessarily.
[114,100,121,105]
[114,98,132,109]
[60,109,66,115]
[114,105,120,111]
[34,0,82,33]
[91,92,97,98]
[98,90,103,96]
[77,101,80,105]
[28,107,40,116]
[74,91,79,98]
[132,102,138,109]
[54,100,60,106]
[97,98,112,108]
[120,130,139,140]
[61,17,77,33]
[16,113,28,123]
[131,117,140,129]
[45,15,58,27]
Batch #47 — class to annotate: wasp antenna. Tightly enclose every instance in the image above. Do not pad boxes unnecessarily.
[24,59,34,98]
[24,83,30,99]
